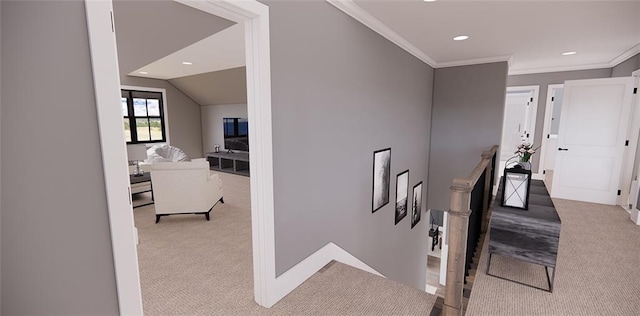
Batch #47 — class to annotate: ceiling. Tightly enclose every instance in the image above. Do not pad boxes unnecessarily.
[130,23,245,80]
[125,0,640,105]
[336,0,640,75]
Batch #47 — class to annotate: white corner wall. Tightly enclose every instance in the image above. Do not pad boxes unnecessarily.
[201,103,247,156]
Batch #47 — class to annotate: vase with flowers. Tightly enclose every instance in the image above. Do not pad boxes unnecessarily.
[515,141,538,170]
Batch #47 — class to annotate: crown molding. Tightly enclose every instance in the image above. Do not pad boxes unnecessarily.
[327,0,638,75]
[328,0,514,71]
[327,0,437,68]
[609,43,640,67]
[508,62,612,76]
[437,55,513,69]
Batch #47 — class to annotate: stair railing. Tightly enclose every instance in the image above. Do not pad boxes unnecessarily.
[443,145,498,316]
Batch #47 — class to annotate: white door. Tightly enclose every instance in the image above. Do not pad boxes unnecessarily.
[500,87,538,163]
[551,77,636,205]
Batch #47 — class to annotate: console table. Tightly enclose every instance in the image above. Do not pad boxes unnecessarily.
[205,152,250,176]
[487,179,561,292]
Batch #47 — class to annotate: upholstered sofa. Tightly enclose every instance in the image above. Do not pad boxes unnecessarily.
[150,159,224,223]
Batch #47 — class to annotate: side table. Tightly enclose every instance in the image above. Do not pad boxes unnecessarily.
[130,173,154,208]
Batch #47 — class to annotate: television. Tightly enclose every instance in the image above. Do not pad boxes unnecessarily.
[223,117,249,152]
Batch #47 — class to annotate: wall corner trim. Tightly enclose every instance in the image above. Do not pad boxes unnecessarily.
[437,55,512,69]
[269,242,384,307]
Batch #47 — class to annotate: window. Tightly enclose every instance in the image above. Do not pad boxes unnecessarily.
[121,89,166,143]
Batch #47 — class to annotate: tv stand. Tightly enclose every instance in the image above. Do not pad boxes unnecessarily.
[206,151,249,176]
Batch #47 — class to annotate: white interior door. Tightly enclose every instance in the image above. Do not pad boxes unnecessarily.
[500,87,538,164]
[551,77,636,205]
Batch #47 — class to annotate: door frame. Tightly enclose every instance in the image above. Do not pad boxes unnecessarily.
[619,76,640,206]
[538,84,564,177]
[85,0,275,313]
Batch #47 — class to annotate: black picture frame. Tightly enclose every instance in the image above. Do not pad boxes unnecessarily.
[372,148,391,213]
[411,181,423,229]
[395,170,409,225]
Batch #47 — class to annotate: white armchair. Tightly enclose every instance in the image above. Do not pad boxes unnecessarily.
[150,160,224,223]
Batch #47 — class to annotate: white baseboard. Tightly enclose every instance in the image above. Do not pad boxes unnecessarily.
[425,284,438,294]
[268,242,384,307]
[631,209,640,225]
[532,173,544,180]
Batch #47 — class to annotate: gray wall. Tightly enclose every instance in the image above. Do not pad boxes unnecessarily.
[121,76,204,159]
[507,68,612,173]
[611,53,640,77]
[265,1,433,290]
[428,62,509,212]
[201,104,248,155]
[170,67,248,105]
[1,1,119,314]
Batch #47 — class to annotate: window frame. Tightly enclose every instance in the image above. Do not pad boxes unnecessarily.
[121,89,167,144]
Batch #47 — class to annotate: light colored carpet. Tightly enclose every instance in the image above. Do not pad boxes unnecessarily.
[466,198,640,315]
[133,172,436,315]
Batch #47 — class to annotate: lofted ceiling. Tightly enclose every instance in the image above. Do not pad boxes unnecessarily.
[130,23,245,80]
[118,0,640,106]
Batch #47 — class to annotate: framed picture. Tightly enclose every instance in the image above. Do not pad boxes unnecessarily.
[372,148,391,213]
[411,181,423,229]
[395,170,409,225]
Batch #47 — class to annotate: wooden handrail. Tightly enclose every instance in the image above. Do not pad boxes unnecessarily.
[443,144,498,316]
[454,145,499,191]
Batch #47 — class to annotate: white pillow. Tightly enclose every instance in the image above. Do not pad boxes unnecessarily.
[146,145,190,163]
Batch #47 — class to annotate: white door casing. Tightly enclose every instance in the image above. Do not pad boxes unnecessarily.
[540,84,564,175]
[619,77,640,208]
[551,77,636,205]
[85,1,143,313]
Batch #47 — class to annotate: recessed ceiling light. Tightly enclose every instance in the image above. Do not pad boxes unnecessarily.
[181,61,193,65]
[562,51,577,56]
[453,35,469,41]
[423,0,437,2]
[139,71,148,75]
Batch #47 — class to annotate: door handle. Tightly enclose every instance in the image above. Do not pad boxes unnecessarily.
[558,148,568,151]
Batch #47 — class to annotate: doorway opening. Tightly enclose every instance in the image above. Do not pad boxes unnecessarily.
[111,2,255,312]
[424,209,445,296]
[539,84,564,190]
[499,86,540,175]
[85,0,274,313]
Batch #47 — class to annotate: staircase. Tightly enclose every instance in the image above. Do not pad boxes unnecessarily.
[430,192,494,316]
[430,230,487,316]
